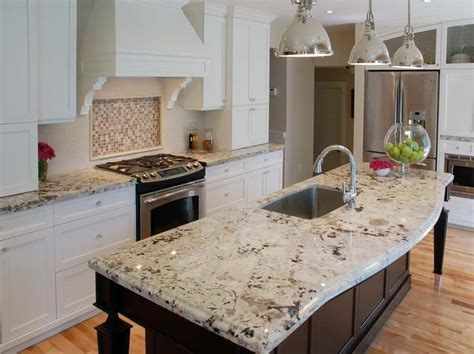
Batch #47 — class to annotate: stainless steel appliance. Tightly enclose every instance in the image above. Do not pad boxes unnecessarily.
[444,154,474,199]
[97,154,206,240]
[364,70,439,170]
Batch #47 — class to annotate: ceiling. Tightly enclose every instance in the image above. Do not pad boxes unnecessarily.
[206,0,474,33]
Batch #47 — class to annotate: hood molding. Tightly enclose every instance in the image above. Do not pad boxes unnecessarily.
[78,0,210,115]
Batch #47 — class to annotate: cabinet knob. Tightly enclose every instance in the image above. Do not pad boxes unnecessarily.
[96,200,102,207]
[224,169,229,173]
[96,233,103,240]
[224,193,230,197]
[1,247,8,253]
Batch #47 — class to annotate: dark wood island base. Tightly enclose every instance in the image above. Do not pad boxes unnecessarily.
[94,252,411,354]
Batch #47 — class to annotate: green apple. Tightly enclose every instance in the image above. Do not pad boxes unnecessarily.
[402,146,413,158]
[410,153,419,163]
[390,147,401,159]
[411,142,419,151]
[385,142,394,151]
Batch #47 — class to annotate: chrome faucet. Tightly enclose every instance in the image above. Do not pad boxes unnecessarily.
[314,145,357,208]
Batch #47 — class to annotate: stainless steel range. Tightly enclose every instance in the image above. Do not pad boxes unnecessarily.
[97,154,206,240]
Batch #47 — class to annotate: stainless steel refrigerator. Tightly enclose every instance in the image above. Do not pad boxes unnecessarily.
[363,70,439,171]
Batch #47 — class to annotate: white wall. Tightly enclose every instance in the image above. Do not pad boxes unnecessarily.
[39,78,204,175]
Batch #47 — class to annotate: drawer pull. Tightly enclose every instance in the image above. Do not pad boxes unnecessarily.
[224,169,229,173]
[224,193,230,197]
[264,158,268,162]
[96,233,103,240]
[1,247,8,253]
[96,200,102,207]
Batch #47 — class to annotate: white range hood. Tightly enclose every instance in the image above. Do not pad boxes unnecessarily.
[79,0,210,115]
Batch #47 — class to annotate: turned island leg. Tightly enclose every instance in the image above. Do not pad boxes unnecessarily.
[96,312,132,354]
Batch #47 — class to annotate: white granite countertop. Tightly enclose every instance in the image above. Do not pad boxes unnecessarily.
[0,169,135,215]
[440,135,474,143]
[181,143,285,167]
[89,164,452,353]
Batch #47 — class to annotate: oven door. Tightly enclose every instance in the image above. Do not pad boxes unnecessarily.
[140,180,206,240]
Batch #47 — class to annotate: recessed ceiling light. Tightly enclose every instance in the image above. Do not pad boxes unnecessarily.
[421,0,431,3]
[326,10,334,14]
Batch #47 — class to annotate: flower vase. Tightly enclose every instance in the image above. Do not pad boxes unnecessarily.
[39,159,48,182]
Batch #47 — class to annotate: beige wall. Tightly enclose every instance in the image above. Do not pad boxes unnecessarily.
[269,56,314,187]
[312,26,355,68]
[39,78,204,175]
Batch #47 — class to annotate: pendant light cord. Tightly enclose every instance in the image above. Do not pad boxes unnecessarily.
[365,0,375,32]
[405,0,414,40]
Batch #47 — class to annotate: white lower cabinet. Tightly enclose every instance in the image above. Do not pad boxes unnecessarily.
[0,228,56,342]
[206,151,283,214]
[0,187,135,351]
[56,263,95,318]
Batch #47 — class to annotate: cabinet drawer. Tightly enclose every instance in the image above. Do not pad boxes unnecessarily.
[206,160,245,182]
[0,205,53,241]
[54,186,135,224]
[442,140,472,156]
[246,151,283,172]
[54,205,135,271]
[206,177,246,215]
[56,263,95,318]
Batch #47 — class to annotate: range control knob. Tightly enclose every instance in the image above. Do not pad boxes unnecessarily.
[142,173,149,179]
[150,171,156,177]
[193,162,200,167]
[187,163,193,169]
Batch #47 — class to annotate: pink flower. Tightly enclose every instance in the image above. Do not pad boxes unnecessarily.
[38,142,56,161]
[369,159,394,171]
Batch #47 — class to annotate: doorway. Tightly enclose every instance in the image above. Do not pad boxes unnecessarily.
[314,68,354,171]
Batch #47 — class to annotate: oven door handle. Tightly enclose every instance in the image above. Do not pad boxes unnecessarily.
[143,183,205,205]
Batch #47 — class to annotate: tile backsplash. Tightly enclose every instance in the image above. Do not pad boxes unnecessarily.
[91,97,161,159]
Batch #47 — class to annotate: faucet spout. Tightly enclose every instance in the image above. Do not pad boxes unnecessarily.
[313,145,357,208]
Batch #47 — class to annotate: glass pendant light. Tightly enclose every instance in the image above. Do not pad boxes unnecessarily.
[348,0,390,65]
[276,0,334,57]
[392,0,425,68]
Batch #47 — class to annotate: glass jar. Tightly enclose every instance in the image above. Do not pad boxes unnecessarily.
[203,129,214,152]
[384,123,431,175]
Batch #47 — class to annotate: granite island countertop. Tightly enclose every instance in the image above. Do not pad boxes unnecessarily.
[89,164,453,353]
[0,169,135,215]
[181,143,284,167]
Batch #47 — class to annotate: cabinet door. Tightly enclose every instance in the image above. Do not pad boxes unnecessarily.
[0,228,56,342]
[0,123,38,197]
[231,18,251,106]
[249,22,270,104]
[249,105,269,146]
[439,69,474,137]
[0,0,38,124]
[202,14,226,109]
[38,0,77,124]
[441,19,474,69]
[206,176,246,215]
[245,169,265,207]
[232,107,250,149]
[264,164,283,196]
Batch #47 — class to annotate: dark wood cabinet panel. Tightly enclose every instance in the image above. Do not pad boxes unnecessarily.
[311,288,356,354]
[386,253,409,298]
[274,321,309,354]
[356,271,385,330]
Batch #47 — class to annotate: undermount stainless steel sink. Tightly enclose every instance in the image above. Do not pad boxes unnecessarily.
[262,186,345,220]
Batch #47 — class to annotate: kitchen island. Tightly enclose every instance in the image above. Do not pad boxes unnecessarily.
[89,164,453,354]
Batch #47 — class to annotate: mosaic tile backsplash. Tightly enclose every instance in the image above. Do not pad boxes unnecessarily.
[91,97,161,159]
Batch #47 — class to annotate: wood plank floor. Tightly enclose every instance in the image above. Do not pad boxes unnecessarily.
[20,227,474,354]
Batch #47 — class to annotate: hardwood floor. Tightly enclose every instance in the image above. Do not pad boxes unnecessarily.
[20,227,474,354]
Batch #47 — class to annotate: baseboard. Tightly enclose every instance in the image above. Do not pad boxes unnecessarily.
[1,307,100,354]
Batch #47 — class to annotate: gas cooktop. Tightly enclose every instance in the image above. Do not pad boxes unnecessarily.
[96,154,205,185]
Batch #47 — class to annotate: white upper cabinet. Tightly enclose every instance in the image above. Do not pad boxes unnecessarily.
[0,123,38,197]
[0,0,38,125]
[182,3,227,111]
[439,69,474,138]
[442,19,474,69]
[231,16,271,106]
[231,105,269,150]
[38,0,77,124]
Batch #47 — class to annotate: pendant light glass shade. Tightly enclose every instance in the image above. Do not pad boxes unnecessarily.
[277,0,334,57]
[392,0,425,68]
[348,0,390,65]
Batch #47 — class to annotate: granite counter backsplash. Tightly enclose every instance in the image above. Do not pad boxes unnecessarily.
[182,143,284,167]
[0,169,135,215]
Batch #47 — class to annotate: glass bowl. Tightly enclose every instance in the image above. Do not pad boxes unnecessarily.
[384,123,431,174]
